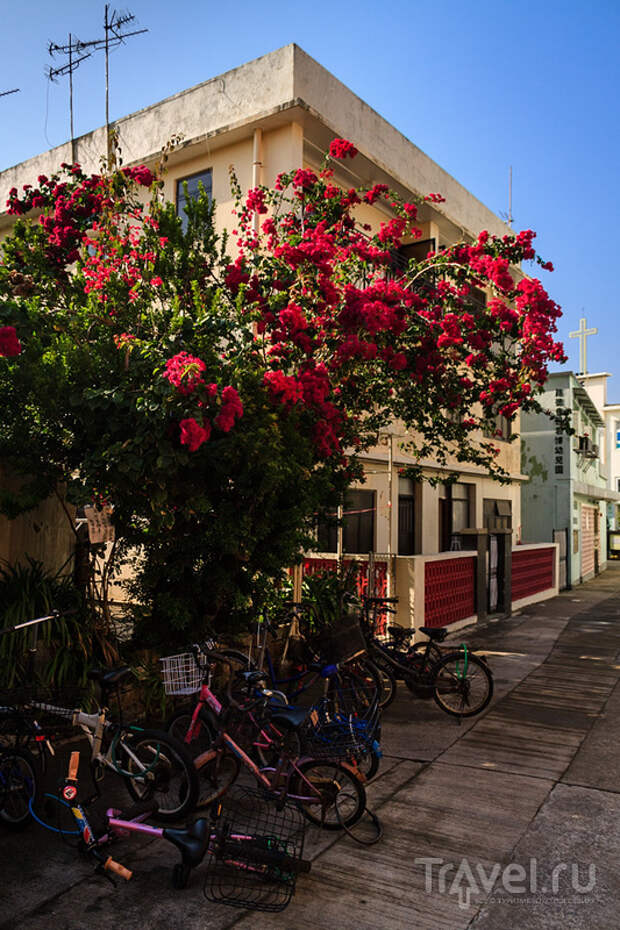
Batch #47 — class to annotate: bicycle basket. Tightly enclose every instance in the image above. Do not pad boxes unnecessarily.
[159,652,204,696]
[311,617,366,664]
[301,698,380,762]
[204,785,307,912]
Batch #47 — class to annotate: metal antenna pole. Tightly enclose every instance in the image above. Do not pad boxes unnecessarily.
[104,4,110,161]
[68,33,75,161]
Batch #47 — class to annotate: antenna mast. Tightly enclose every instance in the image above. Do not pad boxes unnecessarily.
[47,6,148,165]
[48,35,92,162]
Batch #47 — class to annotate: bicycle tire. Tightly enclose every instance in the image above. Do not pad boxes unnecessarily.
[120,729,198,821]
[194,748,240,808]
[363,657,396,710]
[355,748,381,781]
[219,838,311,875]
[0,748,38,830]
[166,707,216,760]
[291,760,366,830]
[433,651,493,717]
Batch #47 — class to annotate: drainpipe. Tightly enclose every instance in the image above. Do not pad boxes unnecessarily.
[387,434,394,597]
[252,128,263,236]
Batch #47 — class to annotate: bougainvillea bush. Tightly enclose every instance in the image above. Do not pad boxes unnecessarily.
[0,141,565,643]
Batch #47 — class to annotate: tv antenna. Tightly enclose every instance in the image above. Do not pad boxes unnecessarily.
[499,165,514,229]
[48,35,93,161]
[0,88,20,98]
[47,7,148,164]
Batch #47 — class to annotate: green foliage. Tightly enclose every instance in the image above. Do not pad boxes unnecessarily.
[0,558,90,689]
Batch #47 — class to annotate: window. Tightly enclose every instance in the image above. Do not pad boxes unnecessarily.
[398,477,416,555]
[342,490,375,554]
[176,169,212,231]
[316,489,376,554]
[483,498,512,531]
[439,482,473,551]
[484,412,512,441]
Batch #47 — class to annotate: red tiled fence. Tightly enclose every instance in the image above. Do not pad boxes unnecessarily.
[511,546,555,602]
[423,556,476,628]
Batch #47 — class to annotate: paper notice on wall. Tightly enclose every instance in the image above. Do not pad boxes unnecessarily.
[83,505,115,544]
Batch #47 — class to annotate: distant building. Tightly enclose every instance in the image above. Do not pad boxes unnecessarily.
[520,371,620,586]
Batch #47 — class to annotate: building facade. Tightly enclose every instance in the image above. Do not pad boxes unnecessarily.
[0,44,540,627]
[520,371,619,586]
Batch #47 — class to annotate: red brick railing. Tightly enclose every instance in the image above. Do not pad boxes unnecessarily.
[423,556,476,628]
[512,546,555,602]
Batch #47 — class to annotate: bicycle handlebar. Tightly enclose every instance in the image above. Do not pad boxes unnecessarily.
[0,608,77,637]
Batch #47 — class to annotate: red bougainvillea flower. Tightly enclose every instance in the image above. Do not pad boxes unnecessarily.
[163,352,206,395]
[329,138,358,160]
[214,385,244,432]
[179,417,211,452]
[0,326,22,357]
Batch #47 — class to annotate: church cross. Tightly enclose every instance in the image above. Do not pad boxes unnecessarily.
[569,317,597,374]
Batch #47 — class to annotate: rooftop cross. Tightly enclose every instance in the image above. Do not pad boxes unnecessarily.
[569,316,597,374]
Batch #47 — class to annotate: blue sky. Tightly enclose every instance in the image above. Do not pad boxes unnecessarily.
[2,1,618,395]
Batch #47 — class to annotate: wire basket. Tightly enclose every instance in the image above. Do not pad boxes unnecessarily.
[301,698,380,762]
[310,618,367,664]
[159,651,204,696]
[204,785,307,912]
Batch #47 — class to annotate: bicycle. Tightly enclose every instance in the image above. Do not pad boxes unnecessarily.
[362,596,494,717]
[164,652,367,830]
[220,607,382,711]
[35,750,311,910]
[0,743,38,830]
[165,645,382,781]
[18,671,197,822]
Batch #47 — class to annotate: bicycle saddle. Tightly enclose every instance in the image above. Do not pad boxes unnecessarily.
[418,627,448,642]
[238,670,267,685]
[387,624,411,640]
[87,666,133,687]
[162,818,210,868]
[267,704,308,730]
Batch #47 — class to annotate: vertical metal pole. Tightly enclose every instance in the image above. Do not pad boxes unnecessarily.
[104,4,111,162]
[69,33,76,163]
[387,433,394,597]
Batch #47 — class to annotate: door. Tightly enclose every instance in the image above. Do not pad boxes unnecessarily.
[581,506,596,579]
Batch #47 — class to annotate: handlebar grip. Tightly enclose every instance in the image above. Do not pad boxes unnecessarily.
[68,751,80,781]
[104,857,132,881]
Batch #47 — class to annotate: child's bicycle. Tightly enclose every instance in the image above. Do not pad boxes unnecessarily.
[34,751,310,911]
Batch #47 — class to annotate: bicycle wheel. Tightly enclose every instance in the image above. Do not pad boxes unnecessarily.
[0,748,37,830]
[327,663,379,718]
[364,657,396,710]
[195,748,240,808]
[166,707,216,760]
[291,760,366,830]
[355,748,381,782]
[433,651,493,717]
[120,729,198,821]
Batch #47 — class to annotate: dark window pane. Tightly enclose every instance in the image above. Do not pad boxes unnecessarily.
[176,170,212,231]
[343,490,375,554]
[398,495,415,555]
